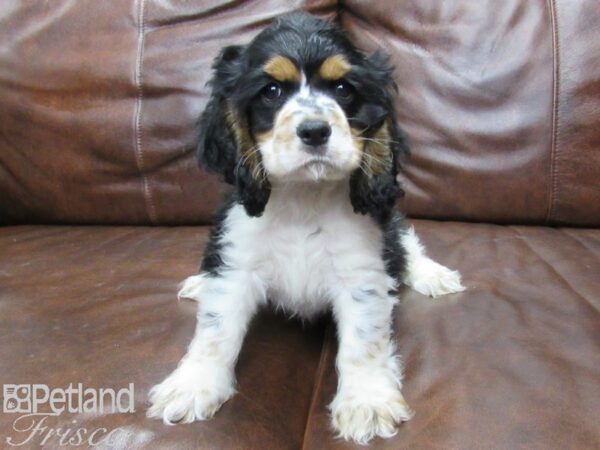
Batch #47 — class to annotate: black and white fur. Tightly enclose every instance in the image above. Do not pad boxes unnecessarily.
[148,13,464,444]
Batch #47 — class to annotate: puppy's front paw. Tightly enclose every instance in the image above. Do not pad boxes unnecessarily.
[329,376,413,444]
[406,258,465,298]
[147,360,235,424]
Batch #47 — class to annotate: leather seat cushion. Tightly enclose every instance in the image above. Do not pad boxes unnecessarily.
[1,220,598,448]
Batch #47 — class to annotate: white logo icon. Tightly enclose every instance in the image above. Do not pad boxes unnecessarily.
[3,385,31,413]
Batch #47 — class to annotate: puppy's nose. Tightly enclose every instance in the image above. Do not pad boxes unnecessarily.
[297,120,331,147]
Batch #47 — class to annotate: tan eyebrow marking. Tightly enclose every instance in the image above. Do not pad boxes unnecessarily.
[263,55,300,82]
[319,54,351,80]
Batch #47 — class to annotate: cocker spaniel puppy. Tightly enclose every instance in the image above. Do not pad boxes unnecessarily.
[148,12,464,444]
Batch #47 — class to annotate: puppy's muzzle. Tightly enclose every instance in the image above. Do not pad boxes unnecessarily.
[297,120,331,152]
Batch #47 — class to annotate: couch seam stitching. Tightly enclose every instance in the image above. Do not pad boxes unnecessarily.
[546,0,560,223]
[300,322,334,450]
[509,226,600,315]
[134,0,158,224]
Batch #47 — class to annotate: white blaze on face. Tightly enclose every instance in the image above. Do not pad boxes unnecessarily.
[258,73,361,182]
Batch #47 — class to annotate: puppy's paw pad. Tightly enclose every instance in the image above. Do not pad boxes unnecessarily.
[330,390,413,444]
[408,260,465,298]
[147,362,235,424]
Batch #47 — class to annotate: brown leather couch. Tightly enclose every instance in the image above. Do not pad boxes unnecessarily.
[1,1,599,449]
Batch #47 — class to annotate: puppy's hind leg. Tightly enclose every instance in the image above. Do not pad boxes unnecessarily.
[401,227,465,298]
[148,271,265,424]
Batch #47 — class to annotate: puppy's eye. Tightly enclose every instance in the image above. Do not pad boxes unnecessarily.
[262,82,282,102]
[334,81,354,101]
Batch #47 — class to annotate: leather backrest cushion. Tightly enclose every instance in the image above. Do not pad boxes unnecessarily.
[1,0,598,225]
[0,0,336,225]
[342,0,600,226]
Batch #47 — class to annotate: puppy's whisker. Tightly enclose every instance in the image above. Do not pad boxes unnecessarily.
[358,159,374,178]
[347,121,370,136]
[361,152,390,167]
[356,136,401,146]
[236,145,261,174]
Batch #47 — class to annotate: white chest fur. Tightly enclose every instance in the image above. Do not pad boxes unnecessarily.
[153,180,465,441]
[220,182,393,318]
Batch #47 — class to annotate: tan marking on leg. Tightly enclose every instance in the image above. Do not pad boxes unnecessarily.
[204,342,219,357]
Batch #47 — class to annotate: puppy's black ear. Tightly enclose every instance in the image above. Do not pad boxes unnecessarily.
[349,51,409,223]
[197,45,271,217]
[197,46,243,184]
